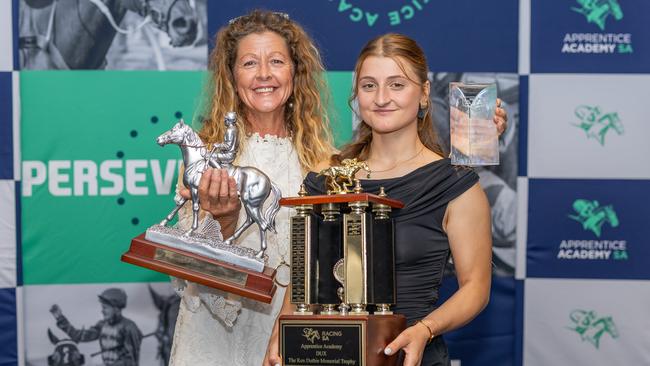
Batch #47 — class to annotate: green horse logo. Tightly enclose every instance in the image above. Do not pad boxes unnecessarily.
[572,105,624,146]
[568,199,619,237]
[568,310,619,349]
[572,0,624,30]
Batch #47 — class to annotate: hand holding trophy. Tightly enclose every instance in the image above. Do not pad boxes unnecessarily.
[122,112,282,303]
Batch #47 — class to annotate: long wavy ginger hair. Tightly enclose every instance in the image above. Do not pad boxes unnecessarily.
[199,10,334,170]
[334,33,444,164]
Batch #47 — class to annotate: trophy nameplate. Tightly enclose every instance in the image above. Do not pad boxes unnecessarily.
[121,113,281,303]
[280,315,405,366]
[290,213,318,306]
[122,234,277,303]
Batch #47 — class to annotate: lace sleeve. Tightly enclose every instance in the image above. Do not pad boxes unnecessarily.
[198,292,242,327]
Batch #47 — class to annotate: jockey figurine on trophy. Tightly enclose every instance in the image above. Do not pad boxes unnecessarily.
[207,112,238,168]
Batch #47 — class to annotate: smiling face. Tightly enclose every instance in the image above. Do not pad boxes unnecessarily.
[233,31,294,116]
[356,56,429,135]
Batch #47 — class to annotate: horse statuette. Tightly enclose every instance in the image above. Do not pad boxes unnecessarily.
[318,158,370,194]
[144,112,282,272]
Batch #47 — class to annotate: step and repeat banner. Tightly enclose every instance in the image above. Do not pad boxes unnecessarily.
[0,1,647,365]
[524,1,650,365]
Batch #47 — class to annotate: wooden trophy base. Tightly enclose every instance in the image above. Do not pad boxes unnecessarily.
[122,233,277,303]
[280,313,406,366]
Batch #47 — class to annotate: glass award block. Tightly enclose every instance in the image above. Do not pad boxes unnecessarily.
[449,82,499,166]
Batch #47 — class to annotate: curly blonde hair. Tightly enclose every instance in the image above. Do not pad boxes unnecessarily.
[198,10,334,171]
[333,33,443,164]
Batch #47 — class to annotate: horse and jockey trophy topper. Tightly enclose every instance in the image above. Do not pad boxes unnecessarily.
[277,163,406,365]
[121,112,282,303]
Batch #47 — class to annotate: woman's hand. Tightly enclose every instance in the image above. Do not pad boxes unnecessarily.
[449,98,509,157]
[494,98,508,136]
[179,168,241,237]
[197,168,240,218]
[384,323,431,366]
[262,321,282,366]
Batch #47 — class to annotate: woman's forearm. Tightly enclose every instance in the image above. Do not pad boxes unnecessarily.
[420,278,490,337]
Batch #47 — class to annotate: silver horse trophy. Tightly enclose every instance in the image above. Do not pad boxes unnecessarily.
[122,112,282,303]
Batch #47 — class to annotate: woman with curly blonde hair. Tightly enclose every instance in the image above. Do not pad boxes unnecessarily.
[169,10,335,366]
[199,11,333,171]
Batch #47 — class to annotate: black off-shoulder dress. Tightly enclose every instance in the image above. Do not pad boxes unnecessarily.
[303,158,479,366]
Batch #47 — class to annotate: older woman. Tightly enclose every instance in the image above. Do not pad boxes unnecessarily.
[169,11,334,366]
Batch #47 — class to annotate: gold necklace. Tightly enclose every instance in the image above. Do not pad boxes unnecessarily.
[364,144,425,179]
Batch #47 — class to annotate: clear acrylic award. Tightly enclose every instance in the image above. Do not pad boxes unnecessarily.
[449,83,499,166]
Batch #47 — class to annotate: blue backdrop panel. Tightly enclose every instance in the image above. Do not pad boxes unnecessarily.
[207,0,519,72]
[0,72,12,179]
[440,277,516,366]
[0,288,17,366]
[514,280,524,366]
[527,178,650,279]
[531,0,650,73]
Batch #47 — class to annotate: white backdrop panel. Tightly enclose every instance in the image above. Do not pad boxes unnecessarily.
[0,180,16,288]
[0,0,12,71]
[528,74,650,179]
[524,278,650,365]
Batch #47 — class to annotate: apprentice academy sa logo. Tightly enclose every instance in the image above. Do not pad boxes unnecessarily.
[571,105,624,146]
[572,0,623,31]
[567,309,619,349]
[562,0,633,54]
[557,199,628,261]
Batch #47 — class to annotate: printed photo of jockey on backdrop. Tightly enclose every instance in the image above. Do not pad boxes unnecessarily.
[26,284,178,366]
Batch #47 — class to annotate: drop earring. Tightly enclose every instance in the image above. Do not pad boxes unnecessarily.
[417,103,427,119]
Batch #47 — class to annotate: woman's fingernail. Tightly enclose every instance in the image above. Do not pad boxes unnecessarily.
[384,347,392,355]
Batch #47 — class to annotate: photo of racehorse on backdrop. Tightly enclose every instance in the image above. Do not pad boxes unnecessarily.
[19,0,207,70]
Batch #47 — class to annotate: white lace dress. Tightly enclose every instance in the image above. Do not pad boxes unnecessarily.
[169,134,304,366]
